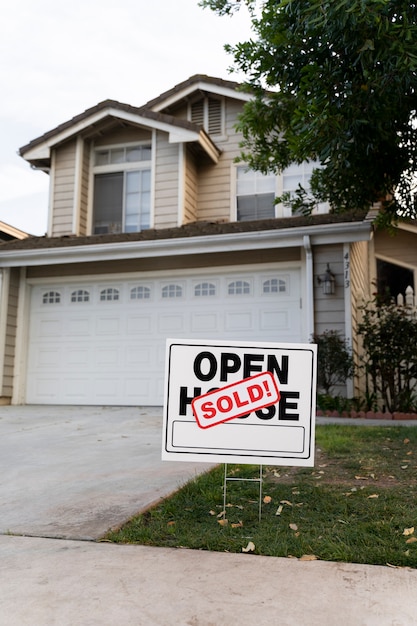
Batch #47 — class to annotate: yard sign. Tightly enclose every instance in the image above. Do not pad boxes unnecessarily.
[162,339,317,466]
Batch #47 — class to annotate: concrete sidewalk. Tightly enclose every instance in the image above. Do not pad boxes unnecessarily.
[1,405,417,625]
[1,535,417,626]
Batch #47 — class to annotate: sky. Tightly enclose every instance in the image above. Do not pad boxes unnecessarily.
[0,0,253,235]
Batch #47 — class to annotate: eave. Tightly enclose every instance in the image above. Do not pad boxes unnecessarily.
[0,221,372,268]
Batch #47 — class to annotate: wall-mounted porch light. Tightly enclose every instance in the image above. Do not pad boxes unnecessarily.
[317,263,336,295]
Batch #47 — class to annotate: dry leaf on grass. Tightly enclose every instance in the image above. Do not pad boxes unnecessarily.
[231,521,243,528]
[406,537,417,544]
[263,495,272,504]
[289,523,298,531]
[242,541,255,553]
[403,527,415,536]
[167,521,176,527]
[367,494,379,499]
[281,500,293,506]
[217,519,228,527]
[299,554,318,561]
[275,505,284,516]
[404,438,410,445]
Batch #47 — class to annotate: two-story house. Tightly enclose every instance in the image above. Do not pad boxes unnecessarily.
[0,75,373,406]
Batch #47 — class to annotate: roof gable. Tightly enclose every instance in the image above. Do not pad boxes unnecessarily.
[19,99,221,168]
[141,74,252,114]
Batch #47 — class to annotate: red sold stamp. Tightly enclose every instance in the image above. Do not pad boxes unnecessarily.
[191,371,280,430]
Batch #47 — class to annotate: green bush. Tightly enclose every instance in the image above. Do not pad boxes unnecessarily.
[312,330,355,396]
[357,300,417,412]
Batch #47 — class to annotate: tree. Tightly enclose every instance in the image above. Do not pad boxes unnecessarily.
[201,0,417,223]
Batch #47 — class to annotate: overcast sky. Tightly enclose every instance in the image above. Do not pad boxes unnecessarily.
[0,0,252,235]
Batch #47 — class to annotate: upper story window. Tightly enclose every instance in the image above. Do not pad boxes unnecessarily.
[236,166,276,221]
[280,161,329,217]
[190,96,223,136]
[93,143,151,235]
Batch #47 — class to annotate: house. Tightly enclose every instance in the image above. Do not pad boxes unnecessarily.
[0,75,373,406]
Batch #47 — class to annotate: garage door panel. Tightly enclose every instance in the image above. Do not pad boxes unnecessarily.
[26,267,302,405]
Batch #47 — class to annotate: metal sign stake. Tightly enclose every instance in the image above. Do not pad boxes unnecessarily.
[223,463,264,523]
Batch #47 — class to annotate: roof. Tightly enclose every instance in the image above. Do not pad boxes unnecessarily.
[142,74,252,112]
[0,211,369,254]
[0,221,30,241]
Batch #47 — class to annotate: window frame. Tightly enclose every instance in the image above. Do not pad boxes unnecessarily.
[92,141,152,235]
[233,165,278,222]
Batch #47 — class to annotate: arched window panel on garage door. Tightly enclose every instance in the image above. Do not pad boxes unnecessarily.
[227,280,251,295]
[263,278,287,294]
[162,284,183,298]
[194,282,216,296]
[130,286,151,300]
[100,288,120,302]
[71,289,90,303]
[42,291,61,304]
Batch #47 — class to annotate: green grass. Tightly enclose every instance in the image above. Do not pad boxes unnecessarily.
[105,425,417,568]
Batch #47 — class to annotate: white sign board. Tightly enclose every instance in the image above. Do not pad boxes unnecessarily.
[162,339,317,466]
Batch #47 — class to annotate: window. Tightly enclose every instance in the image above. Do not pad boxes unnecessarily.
[190,97,223,135]
[280,161,328,216]
[194,282,216,296]
[228,280,250,295]
[100,288,119,302]
[130,286,151,300]
[376,259,415,301]
[42,291,61,304]
[162,284,182,298]
[71,289,90,303]
[263,278,286,294]
[93,144,151,234]
[236,167,276,221]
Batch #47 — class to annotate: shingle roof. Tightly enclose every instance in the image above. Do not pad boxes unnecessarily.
[0,211,369,252]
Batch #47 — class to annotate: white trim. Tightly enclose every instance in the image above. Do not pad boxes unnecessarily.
[149,80,252,113]
[343,243,353,397]
[303,235,314,341]
[0,269,8,394]
[12,269,30,404]
[72,136,84,235]
[178,143,185,226]
[150,131,157,228]
[22,108,219,163]
[47,150,56,237]
[0,221,372,268]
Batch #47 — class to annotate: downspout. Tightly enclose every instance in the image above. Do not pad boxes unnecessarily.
[303,235,315,341]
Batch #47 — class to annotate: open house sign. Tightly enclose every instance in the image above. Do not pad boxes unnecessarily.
[162,339,317,466]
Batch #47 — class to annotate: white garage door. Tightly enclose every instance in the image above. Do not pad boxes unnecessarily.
[26,266,302,405]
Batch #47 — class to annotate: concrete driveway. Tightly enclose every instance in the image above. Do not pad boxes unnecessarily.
[0,405,213,540]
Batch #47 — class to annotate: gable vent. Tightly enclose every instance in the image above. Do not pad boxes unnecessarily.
[191,97,223,135]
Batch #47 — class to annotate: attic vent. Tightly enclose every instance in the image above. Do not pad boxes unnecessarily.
[190,97,223,135]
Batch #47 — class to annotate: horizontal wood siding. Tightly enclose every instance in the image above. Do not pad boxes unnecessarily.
[374,228,417,267]
[313,244,346,336]
[2,269,19,395]
[51,140,77,236]
[196,100,242,222]
[153,132,179,228]
[78,140,90,236]
[349,240,370,398]
[26,247,301,279]
[183,146,197,223]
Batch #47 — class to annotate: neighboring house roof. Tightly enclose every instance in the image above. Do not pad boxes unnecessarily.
[19,99,221,170]
[0,220,30,241]
[0,211,371,267]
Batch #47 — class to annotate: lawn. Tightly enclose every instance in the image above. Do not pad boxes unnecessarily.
[105,425,417,568]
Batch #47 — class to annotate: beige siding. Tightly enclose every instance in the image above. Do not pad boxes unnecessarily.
[349,240,370,398]
[94,126,152,146]
[153,132,179,228]
[196,100,243,222]
[2,268,19,397]
[27,247,301,279]
[51,140,77,236]
[183,146,197,223]
[374,228,417,267]
[313,244,346,336]
[78,140,90,236]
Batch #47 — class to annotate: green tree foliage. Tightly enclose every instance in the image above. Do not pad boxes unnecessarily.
[357,301,417,412]
[312,330,355,395]
[200,0,417,222]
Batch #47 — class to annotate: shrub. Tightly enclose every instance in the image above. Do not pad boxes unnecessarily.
[312,330,355,396]
[357,300,417,412]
